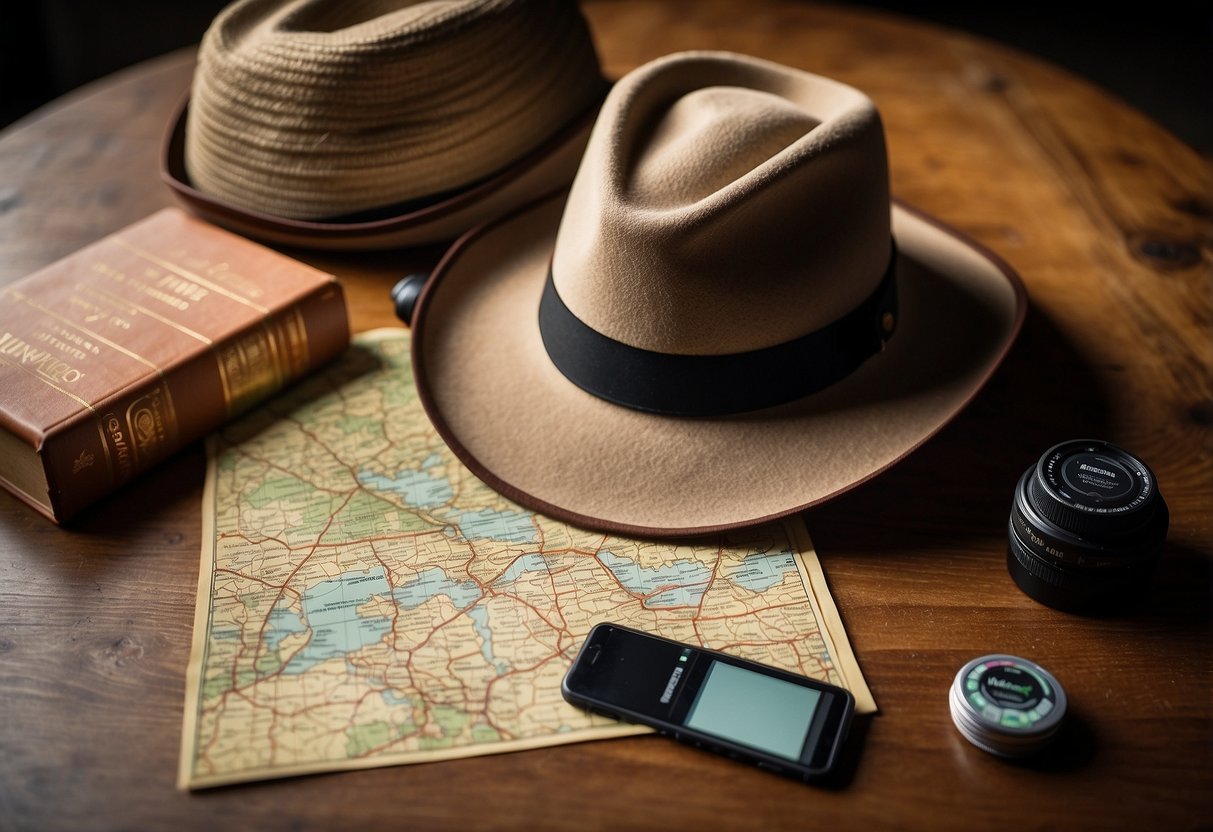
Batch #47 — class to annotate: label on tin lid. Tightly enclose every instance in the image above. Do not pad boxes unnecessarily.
[951,654,1067,757]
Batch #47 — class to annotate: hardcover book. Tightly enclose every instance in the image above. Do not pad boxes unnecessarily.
[0,207,350,523]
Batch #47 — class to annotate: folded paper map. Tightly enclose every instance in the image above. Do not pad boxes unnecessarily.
[179,328,874,789]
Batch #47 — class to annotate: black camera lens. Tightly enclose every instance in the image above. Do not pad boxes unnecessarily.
[1007,439,1168,613]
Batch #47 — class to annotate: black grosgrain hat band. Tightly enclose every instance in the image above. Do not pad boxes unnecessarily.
[538,243,899,416]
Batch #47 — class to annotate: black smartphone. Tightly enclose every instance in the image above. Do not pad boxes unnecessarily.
[562,623,854,781]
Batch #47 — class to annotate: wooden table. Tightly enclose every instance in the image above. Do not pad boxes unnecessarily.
[2,2,1209,829]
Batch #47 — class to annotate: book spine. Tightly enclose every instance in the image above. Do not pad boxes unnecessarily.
[37,282,348,522]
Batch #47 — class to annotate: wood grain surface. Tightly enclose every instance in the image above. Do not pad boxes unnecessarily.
[1,2,1209,830]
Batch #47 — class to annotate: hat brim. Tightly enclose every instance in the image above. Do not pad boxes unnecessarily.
[412,192,1026,537]
[159,95,603,251]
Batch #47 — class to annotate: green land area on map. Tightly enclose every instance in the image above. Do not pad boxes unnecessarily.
[179,328,871,789]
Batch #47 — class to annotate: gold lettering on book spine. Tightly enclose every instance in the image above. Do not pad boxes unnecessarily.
[96,381,178,485]
[102,412,134,484]
[128,383,178,467]
[216,309,310,417]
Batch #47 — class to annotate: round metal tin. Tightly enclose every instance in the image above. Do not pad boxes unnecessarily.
[949,654,1067,758]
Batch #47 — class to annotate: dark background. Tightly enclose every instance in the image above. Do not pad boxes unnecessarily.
[1,1,1210,155]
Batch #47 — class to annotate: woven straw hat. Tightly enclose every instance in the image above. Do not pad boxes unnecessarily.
[411,51,1027,537]
[163,0,607,249]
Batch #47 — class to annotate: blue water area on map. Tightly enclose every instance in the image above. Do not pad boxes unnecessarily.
[598,550,713,608]
[382,689,412,707]
[420,453,443,469]
[492,552,550,585]
[282,568,394,675]
[393,566,482,611]
[264,603,309,654]
[727,552,797,592]
[456,508,538,543]
[466,605,508,674]
[358,467,453,509]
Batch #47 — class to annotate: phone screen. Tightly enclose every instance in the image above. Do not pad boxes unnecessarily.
[563,623,852,778]
[683,659,823,761]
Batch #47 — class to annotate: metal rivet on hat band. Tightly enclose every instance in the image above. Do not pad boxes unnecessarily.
[538,243,898,416]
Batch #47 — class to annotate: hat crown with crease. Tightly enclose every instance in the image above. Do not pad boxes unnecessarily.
[185,0,604,221]
[552,53,893,356]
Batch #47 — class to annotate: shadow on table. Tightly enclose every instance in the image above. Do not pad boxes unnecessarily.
[810,302,1114,550]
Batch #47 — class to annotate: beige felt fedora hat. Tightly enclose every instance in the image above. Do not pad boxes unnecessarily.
[161,0,608,250]
[411,51,1027,537]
